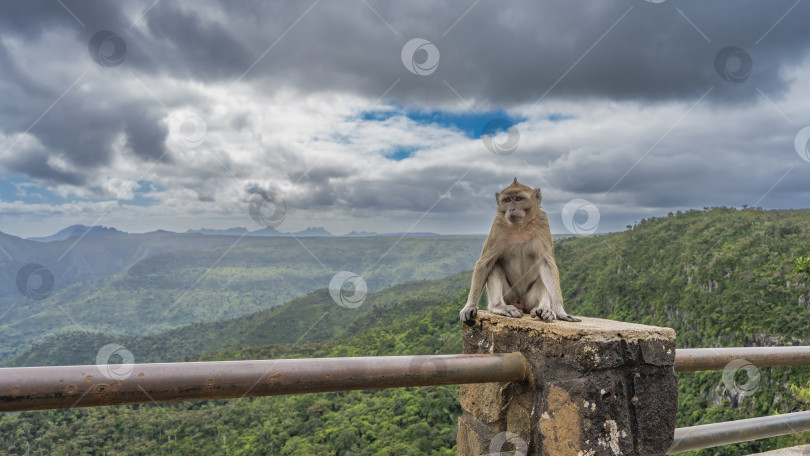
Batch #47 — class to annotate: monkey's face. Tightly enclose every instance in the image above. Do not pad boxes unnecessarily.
[496,179,542,225]
[498,190,534,223]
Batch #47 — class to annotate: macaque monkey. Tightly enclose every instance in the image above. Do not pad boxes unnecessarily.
[459,178,580,325]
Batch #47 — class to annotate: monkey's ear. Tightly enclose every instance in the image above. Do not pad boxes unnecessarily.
[535,188,542,204]
[495,191,501,203]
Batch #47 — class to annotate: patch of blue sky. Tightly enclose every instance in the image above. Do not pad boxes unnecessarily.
[125,181,163,207]
[0,175,62,204]
[360,105,526,139]
[384,146,419,161]
[359,104,571,161]
[0,174,162,206]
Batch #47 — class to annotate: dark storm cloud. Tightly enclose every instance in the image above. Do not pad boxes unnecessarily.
[124,0,809,104]
[0,1,170,188]
[10,0,805,104]
[122,102,170,162]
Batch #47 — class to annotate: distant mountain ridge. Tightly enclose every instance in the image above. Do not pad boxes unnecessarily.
[27,225,126,242]
[27,225,444,241]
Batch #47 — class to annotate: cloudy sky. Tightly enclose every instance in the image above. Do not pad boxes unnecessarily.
[1,0,809,237]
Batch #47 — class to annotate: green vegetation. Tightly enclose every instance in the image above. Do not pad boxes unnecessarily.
[796,256,810,276]
[6,272,472,367]
[0,236,484,362]
[555,207,810,348]
[2,207,810,454]
[0,290,468,456]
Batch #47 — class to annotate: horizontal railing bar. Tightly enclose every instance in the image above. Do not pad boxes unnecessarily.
[674,346,810,372]
[668,410,810,453]
[0,353,531,413]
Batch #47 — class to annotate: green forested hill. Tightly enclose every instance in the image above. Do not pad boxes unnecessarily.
[2,208,810,455]
[555,207,810,348]
[0,286,469,456]
[6,272,472,367]
[0,236,484,362]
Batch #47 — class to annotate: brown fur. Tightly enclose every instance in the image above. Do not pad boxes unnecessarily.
[459,178,581,324]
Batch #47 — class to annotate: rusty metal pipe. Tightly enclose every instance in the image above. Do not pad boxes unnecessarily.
[668,411,810,453]
[674,346,810,372]
[0,353,530,412]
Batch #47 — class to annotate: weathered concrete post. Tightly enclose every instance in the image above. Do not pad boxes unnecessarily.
[457,311,677,456]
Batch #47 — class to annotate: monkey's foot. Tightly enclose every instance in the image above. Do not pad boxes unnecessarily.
[490,305,523,319]
[459,307,478,326]
[530,307,582,322]
[531,307,556,322]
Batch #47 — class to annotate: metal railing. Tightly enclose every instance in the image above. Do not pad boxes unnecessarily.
[2,347,810,453]
[0,353,530,412]
[674,346,810,372]
[668,346,810,453]
[669,411,810,453]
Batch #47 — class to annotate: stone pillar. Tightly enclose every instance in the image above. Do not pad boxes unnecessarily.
[457,311,677,456]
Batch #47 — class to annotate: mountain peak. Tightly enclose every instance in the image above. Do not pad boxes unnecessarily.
[292,227,332,237]
[28,225,126,242]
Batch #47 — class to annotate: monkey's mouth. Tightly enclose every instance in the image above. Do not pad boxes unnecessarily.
[507,214,523,223]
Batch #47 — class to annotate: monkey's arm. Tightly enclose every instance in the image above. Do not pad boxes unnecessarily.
[459,236,500,325]
[539,254,580,322]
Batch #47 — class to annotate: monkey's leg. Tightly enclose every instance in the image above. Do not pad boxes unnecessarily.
[537,258,581,322]
[486,264,522,318]
[460,252,498,325]
[527,281,556,322]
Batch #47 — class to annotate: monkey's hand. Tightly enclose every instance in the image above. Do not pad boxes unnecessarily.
[459,306,478,326]
[557,313,581,322]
